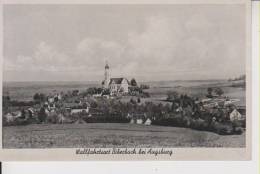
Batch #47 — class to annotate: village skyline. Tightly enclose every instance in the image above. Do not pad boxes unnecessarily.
[3,4,245,82]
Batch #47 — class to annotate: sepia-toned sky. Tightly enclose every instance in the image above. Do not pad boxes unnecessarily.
[3,4,246,82]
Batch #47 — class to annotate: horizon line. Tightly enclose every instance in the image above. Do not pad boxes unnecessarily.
[2,78,229,83]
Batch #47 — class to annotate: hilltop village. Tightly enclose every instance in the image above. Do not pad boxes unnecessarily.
[3,63,246,135]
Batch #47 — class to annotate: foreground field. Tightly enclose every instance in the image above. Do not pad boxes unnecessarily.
[3,123,245,148]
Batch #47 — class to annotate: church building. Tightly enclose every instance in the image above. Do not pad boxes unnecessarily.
[102,62,129,95]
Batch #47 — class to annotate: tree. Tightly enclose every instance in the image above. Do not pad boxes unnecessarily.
[130,78,137,86]
[140,84,150,89]
[130,98,137,104]
[72,89,79,96]
[102,88,110,95]
[33,93,46,102]
[86,87,103,95]
[167,91,179,101]
[96,88,103,94]
[207,87,213,95]
[86,88,96,95]
[214,87,224,96]
[90,101,98,108]
[3,95,11,108]
[38,107,47,123]
[33,93,40,101]
[39,93,46,102]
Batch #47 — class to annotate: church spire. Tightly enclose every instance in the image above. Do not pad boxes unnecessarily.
[105,60,109,69]
[104,60,110,88]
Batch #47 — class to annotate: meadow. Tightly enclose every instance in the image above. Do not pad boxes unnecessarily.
[3,123,245,148]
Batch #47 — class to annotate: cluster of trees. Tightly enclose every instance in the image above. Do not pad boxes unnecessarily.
[140,84,150,90]
[206,87,224,98]
[78,87,111,97]
[84,88,103,95]
[86,98,171,120]
[128,87,150,97]
[3,94,39,110]
[129,78,150,90]
[166,91,179,101]
[3,95,11,108]
[33,93,47,102]
[130,78,137,86]
[129,78,150,96]
[81,94,243,135]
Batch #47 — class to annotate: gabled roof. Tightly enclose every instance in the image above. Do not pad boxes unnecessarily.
[109,78,129,85]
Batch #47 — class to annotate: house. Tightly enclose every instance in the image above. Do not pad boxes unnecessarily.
[130,118,135,124]
[128,113,146,124]
[4,113,14,123]
[93,93,102,98]
[57,113,66,124]
[136,119,143,124]
[64,103,80,110]
[102,62,130,95]
[229,109,242,122]
[109,78,129,95]
[71,108,89,114]
[144,118,152,126]
[28,108,34,116]
[47,97,55,103]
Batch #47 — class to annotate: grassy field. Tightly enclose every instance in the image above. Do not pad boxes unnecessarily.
[3,81,100,101]
[3,123,245,148]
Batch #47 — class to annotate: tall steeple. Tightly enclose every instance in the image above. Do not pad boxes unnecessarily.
[104,60,110,88]
[105,60,109,69]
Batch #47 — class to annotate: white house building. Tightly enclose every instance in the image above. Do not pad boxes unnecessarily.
[102,62,129,95]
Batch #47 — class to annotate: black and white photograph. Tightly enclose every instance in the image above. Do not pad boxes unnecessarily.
[0,2,251,160]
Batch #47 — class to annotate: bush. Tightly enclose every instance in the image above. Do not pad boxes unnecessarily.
[140,84,150,89]
[209,122,233,135]
[130,78,138,86]
[84,115,130,123]
[130,98,137,104]
[152,115,243,135]
[9,100,39,107]
[167,91,179,101]
[152,115,187,128]
[38,108,47,123]
[141,92,150,98]
[214,87,224,96]
[84,87,103,95]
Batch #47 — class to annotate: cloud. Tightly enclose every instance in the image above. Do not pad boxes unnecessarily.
[76,38,125,69]
[4,10,245,81]
[6,41,76,72]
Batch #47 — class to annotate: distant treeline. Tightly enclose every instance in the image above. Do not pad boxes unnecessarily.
[228,75,245,81]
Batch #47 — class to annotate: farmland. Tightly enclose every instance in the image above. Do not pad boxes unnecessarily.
[3,123,245,148]
[3,80,245,106]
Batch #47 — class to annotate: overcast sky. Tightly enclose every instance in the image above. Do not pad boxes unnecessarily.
[3,4,246,82]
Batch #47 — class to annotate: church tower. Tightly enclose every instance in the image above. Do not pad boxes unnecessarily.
[104,61,110,88]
